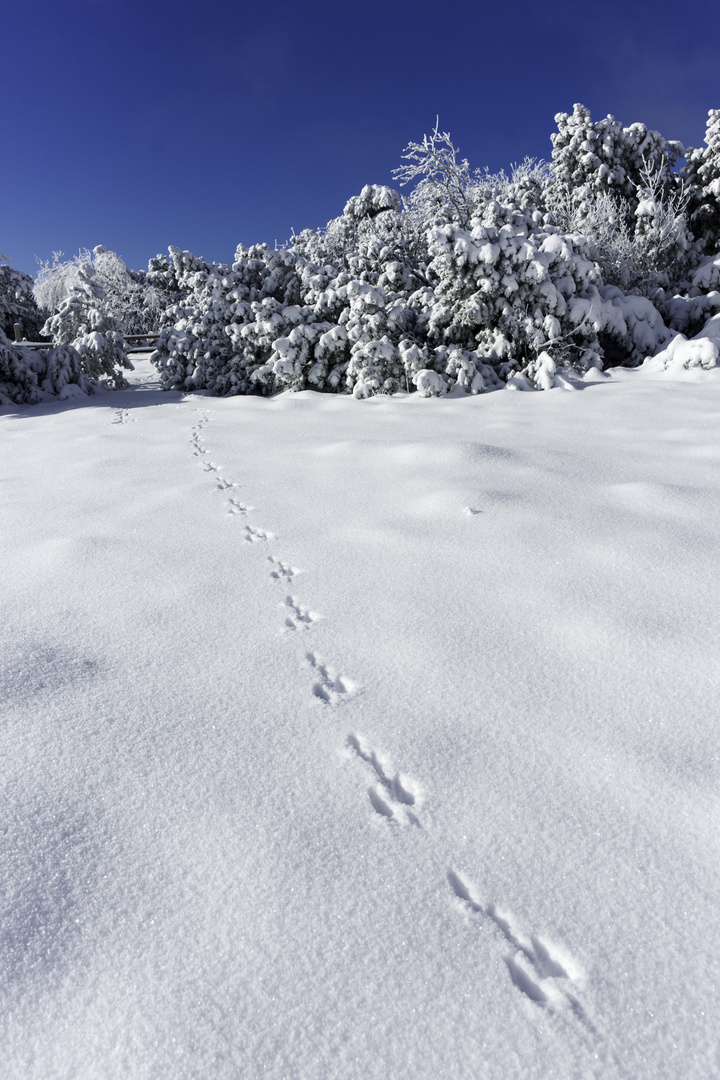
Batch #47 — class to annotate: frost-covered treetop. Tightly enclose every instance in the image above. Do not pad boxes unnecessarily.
[343,185,402,221]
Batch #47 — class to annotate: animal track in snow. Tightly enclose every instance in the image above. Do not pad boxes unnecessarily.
[307,652,359,705]
[111,408,134,424]
[243,525,274,543]
[268,556,301,582]
[190,414,210,438]
[281,596,322,632]
[447,870,592,1026]
[203,462,222,474]
[215,478,239,492]
[347,733,423,826]
[227,498,253,516]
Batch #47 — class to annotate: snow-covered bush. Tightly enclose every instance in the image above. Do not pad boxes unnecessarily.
[147,106,720,400]
[642,312,720,374]
[41,262,132,389]
[344,184,402,222]
[0,329,88,406]
[150,249,231,391]
[427,202,605,379]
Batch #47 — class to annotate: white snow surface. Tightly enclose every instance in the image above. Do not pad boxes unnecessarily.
[2,358,720,1080]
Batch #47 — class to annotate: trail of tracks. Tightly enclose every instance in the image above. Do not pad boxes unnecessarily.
[188,408,597,1039]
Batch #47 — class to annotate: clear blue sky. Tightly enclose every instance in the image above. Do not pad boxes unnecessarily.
[3,0,719,277]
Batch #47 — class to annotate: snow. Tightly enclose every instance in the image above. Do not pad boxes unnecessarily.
[642,312,720,377]
[2,357,720,1080]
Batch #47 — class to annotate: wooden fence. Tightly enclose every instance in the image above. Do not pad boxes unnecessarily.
[12,323,159,353]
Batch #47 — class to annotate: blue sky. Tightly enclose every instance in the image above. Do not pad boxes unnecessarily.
[3,0,719,277]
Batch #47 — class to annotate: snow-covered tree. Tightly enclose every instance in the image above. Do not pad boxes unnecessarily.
[42,262,132,389]
[35,246,166,334]
[0,255,46,341]
[394,121,475,228]
[149,108,720,399]
[0,328,88,406]
[547,105,693,294]
[550,104,682,218]
[683,110,720,254]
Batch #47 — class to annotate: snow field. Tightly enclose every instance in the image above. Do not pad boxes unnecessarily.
[1,359,720,1079]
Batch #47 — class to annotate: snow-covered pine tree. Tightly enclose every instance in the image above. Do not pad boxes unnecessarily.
[550,104,680,218]
[0,256,46,341]
[684,109,720,255]
[426,191,673,382]
[0,328,88,406]
[0,330,39,404]
[548,105,692,294]
[145,252,188,325]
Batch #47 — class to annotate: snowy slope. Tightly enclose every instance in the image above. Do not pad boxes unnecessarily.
[2,360,720,1080]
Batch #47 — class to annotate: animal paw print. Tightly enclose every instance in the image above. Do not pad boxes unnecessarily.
[227,498,253,515]
[281,596,322,632]
[347,733,423,826]
[111,408,134,424]
[268,556,301,582]
[307,652,358,705]
[447,871,592,1028]
[243,525,274,543]
[190,413,211,453]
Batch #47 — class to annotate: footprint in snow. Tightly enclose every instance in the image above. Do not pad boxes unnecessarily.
[111,408,134,424]
[281,596,322,632]
[268,556,301,582]
[227,498,253,515]
[243,525,274,543]
[347,733,423,827]
[307,651,359,705]
[447,870,593,1028]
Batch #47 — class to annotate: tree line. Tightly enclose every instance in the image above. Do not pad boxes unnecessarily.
[3,104,720,404]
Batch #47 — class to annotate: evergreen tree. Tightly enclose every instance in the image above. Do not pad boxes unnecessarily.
[0,256,46,341]
[0,328,88,406]
[684,110,720,254]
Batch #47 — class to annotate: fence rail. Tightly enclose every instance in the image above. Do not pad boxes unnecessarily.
[12,322,159,352]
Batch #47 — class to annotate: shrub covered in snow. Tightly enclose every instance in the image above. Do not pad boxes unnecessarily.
[41,262,132,389]
[136,105,720,396]
[0,329,88,406]
[641,312,720,375]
